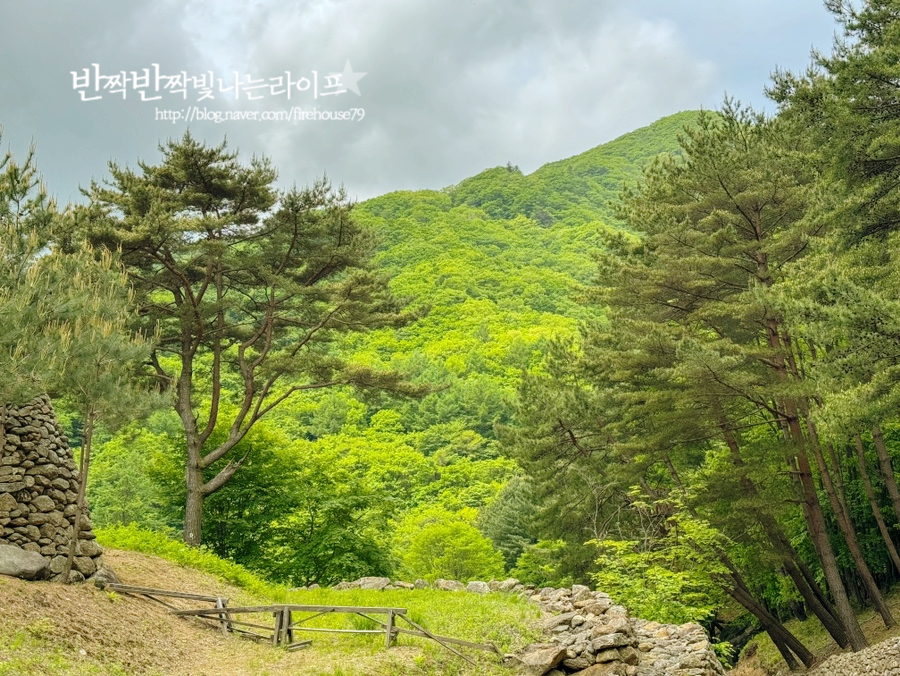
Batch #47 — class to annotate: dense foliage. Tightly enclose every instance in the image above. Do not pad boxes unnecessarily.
[20,5,900,668]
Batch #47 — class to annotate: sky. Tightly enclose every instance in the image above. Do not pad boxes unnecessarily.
[0,1,839,205]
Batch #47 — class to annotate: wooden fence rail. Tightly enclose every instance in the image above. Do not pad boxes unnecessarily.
[106,584,498,663]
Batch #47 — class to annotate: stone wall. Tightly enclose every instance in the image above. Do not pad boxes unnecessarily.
[0,396,104,582]
[513,583,727,676]
[808,636,900,676]
[332,575,726,676]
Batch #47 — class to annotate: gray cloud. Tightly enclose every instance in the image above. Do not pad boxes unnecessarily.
[0,1,837,204]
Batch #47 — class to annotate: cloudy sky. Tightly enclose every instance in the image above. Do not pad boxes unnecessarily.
[0,1,838,204]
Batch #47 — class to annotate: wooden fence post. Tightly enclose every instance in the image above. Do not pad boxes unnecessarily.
[385,610,394,649]
[215,597,232,635]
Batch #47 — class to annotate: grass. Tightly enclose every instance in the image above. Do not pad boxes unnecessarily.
[738,587,900,675]
[0,619,135,676]
[94,525,543,675]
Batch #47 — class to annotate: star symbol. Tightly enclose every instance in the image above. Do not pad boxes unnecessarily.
[334,60,366,96]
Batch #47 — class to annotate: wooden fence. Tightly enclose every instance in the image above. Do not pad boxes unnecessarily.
[106,584,498,664]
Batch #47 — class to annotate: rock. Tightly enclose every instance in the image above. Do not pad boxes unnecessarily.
[63,569,85,584]
[0,543,47,579]
[544,611,578,631]
[466,580,490,594]
[618,646,640,665]
[498,577,520,592]
[32,495,55,512]
[76,539,103,558]
[0,493,17,512]
[595,649,621,663]
[92,564,120,587]
[564,656,594,670]
[356,576,390,590]
[393,581,414,590]
[0,482,25,493]
[435,579,465,591]
[413,578,428,589]
[575,663,627,676]
[592,617,631,637]
[509,644,567,675]
[73,555,97,577]
[592,633,631,651]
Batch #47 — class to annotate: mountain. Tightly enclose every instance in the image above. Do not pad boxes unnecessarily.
[88,110,699,588]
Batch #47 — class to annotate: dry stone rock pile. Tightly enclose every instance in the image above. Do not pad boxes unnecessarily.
[809,636,900,676]
[332,574,726,676]
[512,584,726,676]
[0,396,105,583]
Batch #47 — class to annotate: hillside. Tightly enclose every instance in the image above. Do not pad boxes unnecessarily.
[0,545,542,676]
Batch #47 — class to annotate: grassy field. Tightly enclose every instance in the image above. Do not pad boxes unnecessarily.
[0,527,543,676]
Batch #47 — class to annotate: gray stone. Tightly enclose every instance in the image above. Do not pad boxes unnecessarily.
[435,579,465,591]
[508,645,567,676]
[592,633,630,651]
[466,580,490,594]
[0,482,25,493]
[0,543,47,579]
[619,646,640,665]
[76,539,103,558]
[498,577,520,592]
[0,493,17,512]
[92,564,120,587]
[32,495,55,512]
[73,555,96,577]
[413,578,428,589]
[563,656,593,670]
[356,576,391,590]
[595,648,621,663]
[544,611,578,631]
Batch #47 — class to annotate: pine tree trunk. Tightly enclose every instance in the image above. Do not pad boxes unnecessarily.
[872,425,900,523]
[782,558,849,648]
[809,430,894,627]
[63,408,94,583]
[723,572,815,669]
[762,318,867,649]
[792,439,869,650]
[854,435,900,575]
[718,419,852,647]
[184,463,204,547]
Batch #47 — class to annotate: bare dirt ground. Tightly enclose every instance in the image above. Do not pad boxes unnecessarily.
[0,549,433,676]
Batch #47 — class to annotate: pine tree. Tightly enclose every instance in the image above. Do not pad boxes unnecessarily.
[76,133,419,546]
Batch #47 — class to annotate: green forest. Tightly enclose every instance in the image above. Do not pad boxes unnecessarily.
[9,1,900,670]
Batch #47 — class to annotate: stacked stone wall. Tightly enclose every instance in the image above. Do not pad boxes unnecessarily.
[0,396,103,582]
[331,575,726,676]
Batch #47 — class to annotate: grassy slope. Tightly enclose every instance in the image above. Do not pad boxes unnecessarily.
[0,528,542,676]
[733,589,900,676]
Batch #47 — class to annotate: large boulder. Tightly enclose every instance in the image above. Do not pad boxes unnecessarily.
[0,543,47,580]
[505,644,567,676]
